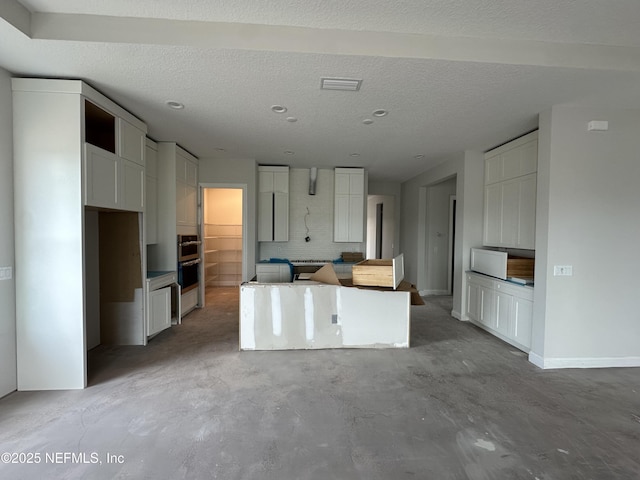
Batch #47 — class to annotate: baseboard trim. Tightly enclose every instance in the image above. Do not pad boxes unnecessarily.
[451,309,466,321]
[420,289,450,296]
[528,352,640,369]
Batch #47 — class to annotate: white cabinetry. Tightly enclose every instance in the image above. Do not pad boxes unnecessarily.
[258,166,289,241]
[483,131,537,249]
[148,287,171,336]
[12,78,148,390]
[256,263,291,282]
[466,272,533,351]
[334,167,365,242]
[145,138,158,244]
[176,150,198,227]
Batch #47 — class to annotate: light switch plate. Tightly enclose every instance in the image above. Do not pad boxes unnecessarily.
[0,266,12,280]
[553,265,573,276]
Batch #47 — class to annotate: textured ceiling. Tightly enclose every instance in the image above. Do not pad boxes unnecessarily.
[3,1,640,182]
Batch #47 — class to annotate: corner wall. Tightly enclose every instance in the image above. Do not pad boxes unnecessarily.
[0,67,16,397]
[532,106,640,368]
[400,152,484,319]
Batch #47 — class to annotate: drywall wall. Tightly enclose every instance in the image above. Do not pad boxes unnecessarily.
[366,194,395,259]
[369,180,402,257]
[0,67,16,397]
[198,157,257,280]
[401,152,484,318]
[426,177,457,294]
[531,105,640,368]
[204,188,242,224]
[259,168,364,261]
[240,283,410,350]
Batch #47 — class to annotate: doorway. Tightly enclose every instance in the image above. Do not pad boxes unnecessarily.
[202,188,243,302]
[366,195,395,259]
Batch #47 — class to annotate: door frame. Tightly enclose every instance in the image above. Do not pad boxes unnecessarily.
[199,183,248,306]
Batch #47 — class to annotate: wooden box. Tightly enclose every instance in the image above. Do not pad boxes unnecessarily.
[352,254,404,289]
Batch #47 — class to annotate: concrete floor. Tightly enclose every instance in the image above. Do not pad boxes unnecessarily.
[1,287,639,480]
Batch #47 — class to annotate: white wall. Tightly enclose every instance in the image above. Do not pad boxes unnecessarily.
[532,106,640,368]
[198,157,257,279]
[369,181,402,258]
[400,152,484,318]
[425,177,457,294]
[204,188,242,225]
[259,168,363,261]
[0,67,16,397]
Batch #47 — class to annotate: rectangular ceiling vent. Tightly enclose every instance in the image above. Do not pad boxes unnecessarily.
[320,78,362,91]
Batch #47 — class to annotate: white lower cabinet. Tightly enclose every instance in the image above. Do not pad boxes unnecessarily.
[148,286,171,337]
[256,263,291,282]
[466,272,533,351]
[181,289,198,316]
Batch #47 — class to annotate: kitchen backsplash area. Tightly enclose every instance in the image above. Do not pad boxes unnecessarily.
[259,168,364,261]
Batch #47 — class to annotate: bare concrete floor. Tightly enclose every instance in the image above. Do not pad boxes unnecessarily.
[1,287,639,480]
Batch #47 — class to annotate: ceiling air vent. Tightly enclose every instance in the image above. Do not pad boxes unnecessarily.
[320,78,362,91]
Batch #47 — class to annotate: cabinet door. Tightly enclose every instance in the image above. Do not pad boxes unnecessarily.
[121,158,145,212]
[517,174,537,249]
[118,118,145,166]
[483,183,502,246]
[149,287,171,336]
[146,175,157,244]
[500,179,520,246]
[84,144,118,209]
[258,192,274,241]
[185,184,197,226]
[479,286,494,328]
[186,160,198,187]
[176,180,188,225]
[494,289,513,336]
[512,296,533,348]
[273,191,289,241]
[466,278,480,321]
[334,194,350,242]
[348,194,364,242]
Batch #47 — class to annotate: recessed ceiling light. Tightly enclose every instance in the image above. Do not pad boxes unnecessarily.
[286,117,298,122]
[362,119,374,125]
[372,109,388,117]
[271,105,287,113]
[414,154,425,159]
[166,101,184,110]
[349,153,361,157]
[284,150,295,155]
[320,78,362,91]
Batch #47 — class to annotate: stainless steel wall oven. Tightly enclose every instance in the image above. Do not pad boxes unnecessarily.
[178,234,201,293]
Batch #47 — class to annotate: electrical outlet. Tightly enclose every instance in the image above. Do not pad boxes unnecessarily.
[553,265,573,276]
[0,266,12,280]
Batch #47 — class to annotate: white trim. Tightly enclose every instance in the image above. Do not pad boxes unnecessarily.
[528,353,640,370]
[421,289,450,296]
[451,309,464,321]
[447,195,456,295]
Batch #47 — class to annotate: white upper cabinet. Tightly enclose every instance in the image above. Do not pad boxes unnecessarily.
[483,131,538,249]
[83,97,146,212]
[176,149,199,227]
[145,138,158,244]
[334,167,365,242]
[258,166,289,242]
[118,118,146,166]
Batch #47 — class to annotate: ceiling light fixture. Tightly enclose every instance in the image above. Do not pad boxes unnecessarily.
[286,117,298,122]
[271,105,287,113]
[166,101,184,110]
[350,153,361,157]
[320,78,362,91]
[362,119,374,125]
[372,109,388,117]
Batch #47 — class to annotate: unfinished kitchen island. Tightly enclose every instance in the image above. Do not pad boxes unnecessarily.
[240,281,411,351]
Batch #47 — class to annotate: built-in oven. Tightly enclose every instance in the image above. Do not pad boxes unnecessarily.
[178,235,201,293]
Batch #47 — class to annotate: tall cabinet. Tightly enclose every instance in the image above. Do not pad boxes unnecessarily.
[258,166,289,242]
[151,143,199,315]
[334,167,365,242]
[483,131,538,250]
[12,78,148,390]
